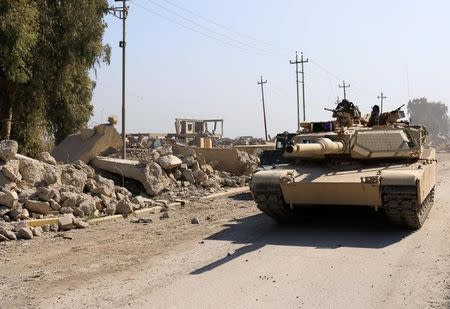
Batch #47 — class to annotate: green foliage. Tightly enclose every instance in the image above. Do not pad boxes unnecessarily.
[0,0,110,155]
[0,0,38,83]
[407,98,450,136]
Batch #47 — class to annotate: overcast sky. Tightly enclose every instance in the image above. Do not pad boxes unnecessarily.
[91,0,450,138]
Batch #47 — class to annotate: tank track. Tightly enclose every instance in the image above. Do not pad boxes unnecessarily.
[382,186,435,229]
[253,192,294,223]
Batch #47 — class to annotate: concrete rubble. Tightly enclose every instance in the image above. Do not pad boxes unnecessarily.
[122,134,261,176]
[51,122,122,164]
[213,136,269,147]
[0,121,266,243]
[0,140,165,242]
[94,140,257,200]
[0,129,259,242]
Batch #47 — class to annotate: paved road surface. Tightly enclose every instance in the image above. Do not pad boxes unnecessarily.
[133,157,450,309]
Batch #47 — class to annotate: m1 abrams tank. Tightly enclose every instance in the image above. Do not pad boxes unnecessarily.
[250,100,437,229]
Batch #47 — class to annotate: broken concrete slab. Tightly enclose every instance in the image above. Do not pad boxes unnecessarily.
[182,169,195,184]
[0,190,18,208]
[0,229,16,240]
[17,227,33,240]
[0,140,18,161]
[58,213,75,230]
[32,227,43,237]
[25,200,51,215]
[194,148,258,176]
[115,199,134,215]
[1,159,22,182]
[173,144,258,176]
[52,124,122,164]
[37,152,57,165]
[73,218,89,229]
[91,157,169,196]
[131,195,153,208]
[156,155,182,170]
[16,154,62,186]
[36,187,54,202]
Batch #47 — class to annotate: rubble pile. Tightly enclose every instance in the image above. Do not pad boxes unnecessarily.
[0,140,158,242]
[125,134,268,150]
[0,135,259,242]
[122,143,255,199]
[117,135,171,161]
[214,136,268,148]
[109,137,259,199]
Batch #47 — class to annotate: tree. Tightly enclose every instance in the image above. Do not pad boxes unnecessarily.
[0,0,39,139]
[407,97,449,136]
[0,0,110,155]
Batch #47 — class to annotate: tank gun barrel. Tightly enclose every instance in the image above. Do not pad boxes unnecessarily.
[285,138,345,156]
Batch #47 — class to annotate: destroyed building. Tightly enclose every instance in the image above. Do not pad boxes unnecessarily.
[170,118,224,143]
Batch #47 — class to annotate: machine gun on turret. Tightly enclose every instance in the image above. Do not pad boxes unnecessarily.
[379,104,406,125]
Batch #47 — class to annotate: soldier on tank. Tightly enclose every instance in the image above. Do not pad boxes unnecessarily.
[367,105,380,127]
[329,99,362,127]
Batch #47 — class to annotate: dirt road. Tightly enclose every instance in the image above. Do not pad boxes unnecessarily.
[1,154,450,309]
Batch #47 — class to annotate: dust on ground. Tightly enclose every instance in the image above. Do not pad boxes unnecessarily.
[0,193,258,308]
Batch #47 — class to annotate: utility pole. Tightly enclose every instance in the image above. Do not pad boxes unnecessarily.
[339,80,350,100]
[336,96,340,104]
[257,76,268,141]
[109,0,128,159]
[290,51,309,129]
[377,92,387,114]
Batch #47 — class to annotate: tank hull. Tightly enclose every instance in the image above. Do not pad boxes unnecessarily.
[250,149,437,228]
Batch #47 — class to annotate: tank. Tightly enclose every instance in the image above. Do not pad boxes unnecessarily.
[250,101,437,229]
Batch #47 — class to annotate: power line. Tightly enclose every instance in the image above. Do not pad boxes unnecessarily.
[160,0,275,48]
[310,58,365,99]
[134,1,353,91]
[130,1,263,54]
[128,1,369,109]
[309,58,343,82]
[143,0,268,54]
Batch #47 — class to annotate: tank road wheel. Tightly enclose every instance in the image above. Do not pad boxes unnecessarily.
[383,186,435,229]
[254,192,294,223]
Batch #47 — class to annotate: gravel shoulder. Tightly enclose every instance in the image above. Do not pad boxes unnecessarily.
[1,154,450,309]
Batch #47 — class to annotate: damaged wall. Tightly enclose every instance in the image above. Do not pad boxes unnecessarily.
[52,124,122,164]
